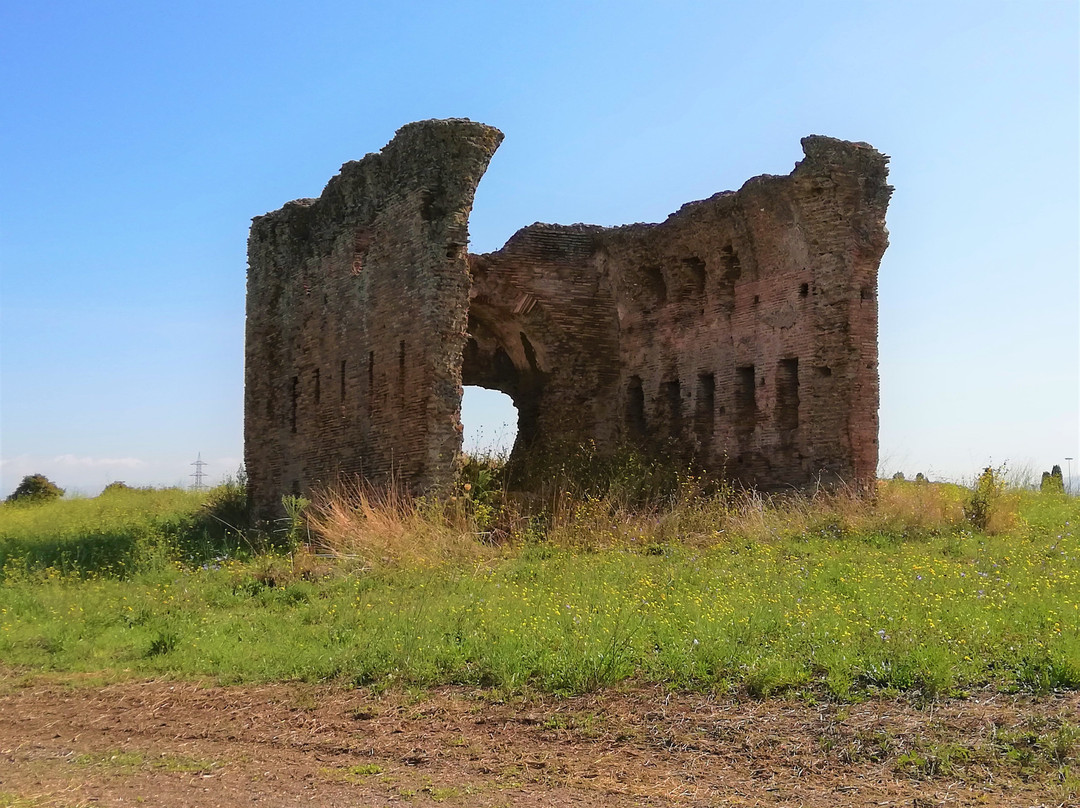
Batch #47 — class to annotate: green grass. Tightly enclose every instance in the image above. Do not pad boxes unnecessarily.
[0,485,253,577]
[72,749,221,774]
[893,715,1079,782]
[1,481,1077,700]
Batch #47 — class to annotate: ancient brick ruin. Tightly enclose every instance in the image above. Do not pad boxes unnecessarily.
[245,119,891,518]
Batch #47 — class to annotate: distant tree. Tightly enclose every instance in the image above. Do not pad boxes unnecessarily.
[101,481,134,495]
[6,473,64,504]
[1041,466,1065,493]
[915,472,928,484]
[891,471,905,481]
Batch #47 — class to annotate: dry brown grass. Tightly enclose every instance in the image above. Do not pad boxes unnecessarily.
[304,475,1024,567]
[305,480,504,569]
[541,478,997,552]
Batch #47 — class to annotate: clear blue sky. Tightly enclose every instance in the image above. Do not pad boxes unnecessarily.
[1,0,1077,495]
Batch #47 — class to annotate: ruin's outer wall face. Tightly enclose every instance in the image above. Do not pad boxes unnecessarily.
[602,136,890,487]
[245,120,503,518]
[468,136,890,489]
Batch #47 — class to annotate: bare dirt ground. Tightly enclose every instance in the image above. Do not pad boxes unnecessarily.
[0,670,1075,807]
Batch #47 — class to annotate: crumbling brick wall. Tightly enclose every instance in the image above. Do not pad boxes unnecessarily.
[245,120,890,518]
[244,120,503,517]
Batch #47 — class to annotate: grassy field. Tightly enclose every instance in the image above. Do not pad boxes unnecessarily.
[1,474,1077,701]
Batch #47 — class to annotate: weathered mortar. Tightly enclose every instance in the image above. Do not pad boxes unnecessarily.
[245,120,890,519]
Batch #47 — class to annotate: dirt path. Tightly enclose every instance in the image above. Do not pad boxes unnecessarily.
[0,670,1075,807]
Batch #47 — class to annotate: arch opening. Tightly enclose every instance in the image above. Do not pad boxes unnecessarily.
[461,386,518,460]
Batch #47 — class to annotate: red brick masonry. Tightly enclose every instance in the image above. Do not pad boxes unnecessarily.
[245,120,891,518]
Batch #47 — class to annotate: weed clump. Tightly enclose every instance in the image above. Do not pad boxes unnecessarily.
[965,465,1020,534]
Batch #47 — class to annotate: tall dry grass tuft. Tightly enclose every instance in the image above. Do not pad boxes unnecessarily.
[539,477,983,552]
[713,479,994,543]
[871,478,967,533]
[303,467,1028,570]
[305,479,500,569]
[661,477,1006,546]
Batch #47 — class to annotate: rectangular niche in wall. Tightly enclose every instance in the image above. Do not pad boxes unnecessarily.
[661,378,682,436]
[735,365,756,439]
[290,375,299,433]
[776,358,800,435]
[367,351,375,409]
[626,376,646,439]
[695,372,715,444]
[730,367,756,447]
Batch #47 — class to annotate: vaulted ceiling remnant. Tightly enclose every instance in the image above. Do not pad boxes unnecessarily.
[245,119,891,518]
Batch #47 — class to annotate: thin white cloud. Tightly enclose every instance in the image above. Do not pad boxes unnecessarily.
[51,454,145,468]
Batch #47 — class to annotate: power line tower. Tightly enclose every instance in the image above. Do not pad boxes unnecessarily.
[190,452,208,491]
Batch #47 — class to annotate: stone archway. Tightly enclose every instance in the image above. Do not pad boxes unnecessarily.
[460,299,547,463]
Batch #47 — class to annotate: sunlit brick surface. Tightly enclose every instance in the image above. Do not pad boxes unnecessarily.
[245,121,890,518]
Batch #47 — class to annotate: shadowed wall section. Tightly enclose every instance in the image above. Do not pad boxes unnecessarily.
[246,121,890,519]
